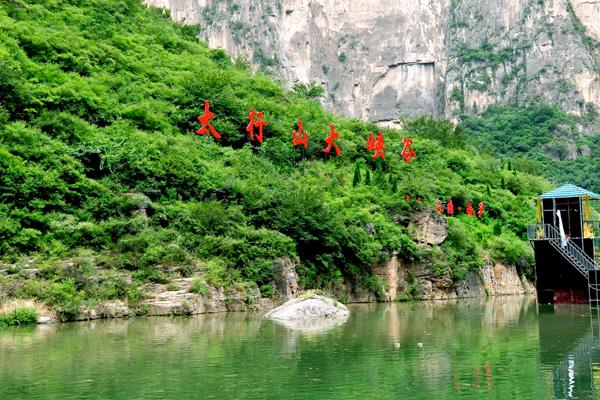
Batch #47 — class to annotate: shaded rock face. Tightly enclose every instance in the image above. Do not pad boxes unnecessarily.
[140,278,273,315]
[411,210,448,245]
[146,0,600,122]
[273,257,299,300]
[371,255,535,302]
[123,193,151,218]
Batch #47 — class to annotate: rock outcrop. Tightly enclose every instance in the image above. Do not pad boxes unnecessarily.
[373,256,536,302]
[266,293,349,320]
[273,257,300,300]
[266,293,349,331]
[410,210,448,245]
[73,278,274,322]
[145,0,600,123]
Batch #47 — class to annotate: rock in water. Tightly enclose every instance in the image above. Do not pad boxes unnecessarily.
[266,294,349,333]
[266,294,349,320]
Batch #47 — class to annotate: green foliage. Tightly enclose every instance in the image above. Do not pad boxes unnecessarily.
[490,233,535,277]
[45,280,83,321]
[456,40,521,69]
[361,275,387,298]
[259,284,273,298]
[405,116,467,148]
[462,104,600,192]
[442,217,485,280]
[292,82,325,99]
[189,278,208,295]
[352,164,361,187]
[0,307,37,327]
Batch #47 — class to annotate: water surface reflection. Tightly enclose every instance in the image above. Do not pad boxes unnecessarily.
[1,296,599,399]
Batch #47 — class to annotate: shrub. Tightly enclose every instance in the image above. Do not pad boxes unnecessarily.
[189,278,208,295]
[259,284,273,298]
[0,307,38,327]
[44,280,83,321]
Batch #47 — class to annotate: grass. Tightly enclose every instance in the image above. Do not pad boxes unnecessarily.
[0,299,44,327]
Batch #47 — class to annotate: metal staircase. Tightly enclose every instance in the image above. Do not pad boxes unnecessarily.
[528,224,600,307]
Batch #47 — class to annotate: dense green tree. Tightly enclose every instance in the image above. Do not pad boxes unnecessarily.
[352,164,361,187]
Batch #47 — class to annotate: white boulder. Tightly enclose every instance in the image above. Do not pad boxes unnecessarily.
[266,294,349,331]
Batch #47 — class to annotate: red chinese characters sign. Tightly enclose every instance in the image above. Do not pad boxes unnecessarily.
[477,202,485,218]
[437,199,485,218]
[192,102,499,222]
[292,120,308,149]
[246,108,267,143]
[447,199,454,216]
[466,201,475,217]
[195,100,221,139]
[194,102,417,163]
[323,124,341,157]
[401,137,416,162]
[367,132,386,159]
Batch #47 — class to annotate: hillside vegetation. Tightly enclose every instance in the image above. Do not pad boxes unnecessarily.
[0,0,547,319]
[462,104,600,192]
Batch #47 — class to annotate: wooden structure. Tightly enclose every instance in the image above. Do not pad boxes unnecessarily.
[528,184,600,305]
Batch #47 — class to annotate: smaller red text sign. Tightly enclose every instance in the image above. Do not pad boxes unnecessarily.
[447,199,454,216]
[466,201,475,217]
[477,202,485,218]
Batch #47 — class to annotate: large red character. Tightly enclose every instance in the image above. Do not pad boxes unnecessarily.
[246,108,267,143]
[292,119,308,149]
[323,124,341,157]
[447,199,454,216]
[466,201,475,217]
[367,132,386,159]
[195,100,221,139]
[401,137,416,162]
[477,201,485,218]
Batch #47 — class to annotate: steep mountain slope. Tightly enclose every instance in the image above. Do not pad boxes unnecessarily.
[145,0,600,123]
[0,0,544,318]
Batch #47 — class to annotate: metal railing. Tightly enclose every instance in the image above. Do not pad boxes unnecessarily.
[527,224,599,278]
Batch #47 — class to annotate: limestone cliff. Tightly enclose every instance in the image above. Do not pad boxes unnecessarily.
[145,0,600,123]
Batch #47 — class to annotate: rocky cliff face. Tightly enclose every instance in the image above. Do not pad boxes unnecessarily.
[370,254,535,302]
[145,0,600,122]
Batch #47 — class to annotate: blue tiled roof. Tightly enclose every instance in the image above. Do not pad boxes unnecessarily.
[539,183,600,199]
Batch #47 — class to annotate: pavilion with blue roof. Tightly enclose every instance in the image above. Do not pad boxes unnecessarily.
[529,183,600,306]
[539,183,600,200]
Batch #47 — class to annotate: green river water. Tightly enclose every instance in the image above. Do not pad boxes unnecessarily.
[1,297,600,399]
